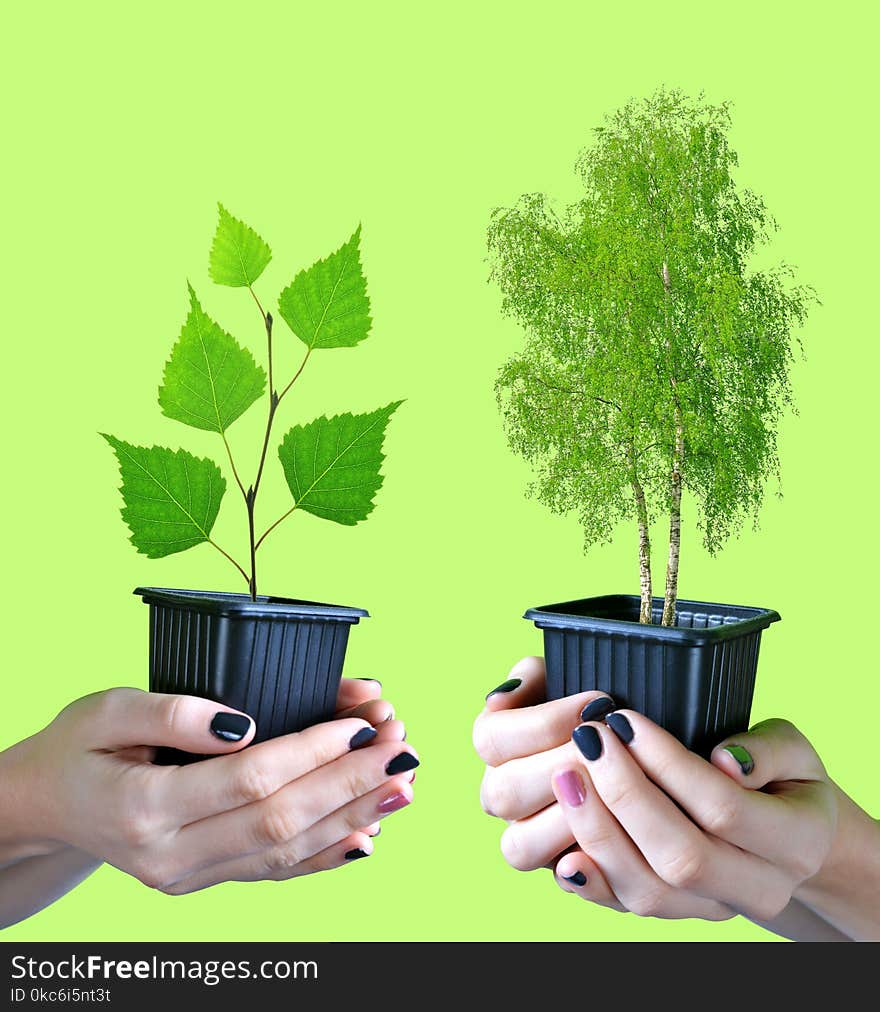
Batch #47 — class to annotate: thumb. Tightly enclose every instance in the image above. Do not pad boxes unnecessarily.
[711,717,825,789]
[77,688,256,754]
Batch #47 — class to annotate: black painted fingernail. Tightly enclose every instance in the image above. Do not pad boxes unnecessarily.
[723,744,754,775]
[486,677,522,700]
[369,825,381,837]
[564,871,587,887]
[354,678,382,686]
[580,697,616,723]
[349,726,378,750]
[572,724,602,761]
[210,712,252,742]
[605,712,634,744]
[385,752,420,775]
[345,848,369,861]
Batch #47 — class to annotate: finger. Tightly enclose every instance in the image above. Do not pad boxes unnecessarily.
[175,741,420,870]
[76,688,256,754]
[573,723,793,922]
[473,689,611,767]
[711,718,825,788]
[373,718,406,744]
[483,656,547,712]
[273,776,414,865]
[481,740,581,820]
[335,678,383,711]
[605,710,829,871]
[551,767,733,921]
[335,698,395,725]
[163,830,376,894]
[165,717,379,824]
[500,803,575,872]
[553,850,626,911]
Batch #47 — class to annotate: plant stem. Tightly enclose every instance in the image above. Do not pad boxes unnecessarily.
[207,538,250,586]
[221,432,248,501]
[255,505,296,552]
[662,407,683,626]
[626,442,653,624]
[660,258,682,627]
[241,292,313,599]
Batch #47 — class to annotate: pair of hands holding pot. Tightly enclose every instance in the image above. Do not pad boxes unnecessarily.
[0,678,417,926]
[474,655,878,938]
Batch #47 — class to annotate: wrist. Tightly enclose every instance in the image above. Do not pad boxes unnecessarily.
[0,737,65,865]
[795,782,880,940]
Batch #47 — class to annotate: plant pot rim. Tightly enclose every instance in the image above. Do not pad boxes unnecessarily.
[134,586,369,624]
[525,593,780,646]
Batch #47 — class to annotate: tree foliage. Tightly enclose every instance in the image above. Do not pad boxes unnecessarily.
[490,89,815,605]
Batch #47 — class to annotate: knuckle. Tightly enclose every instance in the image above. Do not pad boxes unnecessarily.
[627,888,669,918]
[700,796,741,837]
[233,763,278,805]
[120,814,159,849]
[499,827,535,872]
[749,886,791,923]
[156,694,189,735]
[481,771,517,820]
[657,845,707,891]
[263,844,304,877]
[472,718,502,766]
[787,837,825,882]
[599,775,639,814]
[255,804,300,847]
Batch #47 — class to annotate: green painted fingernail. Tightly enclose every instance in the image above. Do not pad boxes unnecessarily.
[724,744,754,775]
[486,677,522,700]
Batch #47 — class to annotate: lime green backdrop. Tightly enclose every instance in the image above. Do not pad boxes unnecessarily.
[2,1,877,942]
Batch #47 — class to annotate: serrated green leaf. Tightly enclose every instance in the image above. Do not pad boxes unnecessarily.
[102,435,226,558]
[209,203,272,287]
[277,401,401,525]
[158,285,266,433]
[278,226,371,349]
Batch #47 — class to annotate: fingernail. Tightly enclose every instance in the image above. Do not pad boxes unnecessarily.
[349,726,378,750]
[580,696,616,723]
[385,752,420,775]
[210,712,252,742]
[369,825,382,837]
[378,792,411,815]
[345,848,369,861]
[605,712,634,744]
[486,677,521,700]
[354,678,382,686]
[563,871,587,887]
[383,711,395,723]
[572,724,603,761]
[553,769,586,808]
[723,744,754,775]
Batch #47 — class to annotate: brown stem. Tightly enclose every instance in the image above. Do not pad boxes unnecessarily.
[207,538,250,586]
[255,505,296,552]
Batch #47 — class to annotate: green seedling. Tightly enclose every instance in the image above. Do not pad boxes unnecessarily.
[105,205,401,599]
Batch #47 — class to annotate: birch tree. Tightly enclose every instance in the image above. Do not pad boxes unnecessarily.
[490,89,814,625]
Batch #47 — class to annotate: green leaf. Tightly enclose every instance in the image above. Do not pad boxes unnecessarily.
[102,435,226,558]
[159,285,266,433]
[277,401,401,525]
[278,226,371,349]
[208,203,272,287]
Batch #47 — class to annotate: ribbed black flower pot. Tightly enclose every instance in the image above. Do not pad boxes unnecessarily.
[136,588,368,756]
[525,594,780,756]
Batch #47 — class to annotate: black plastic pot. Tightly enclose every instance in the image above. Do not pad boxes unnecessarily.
[525,594,780,756]
[135,588,368,754]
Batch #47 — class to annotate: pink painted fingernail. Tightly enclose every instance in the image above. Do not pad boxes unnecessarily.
[378,792,411,815]
[553,769,586,808]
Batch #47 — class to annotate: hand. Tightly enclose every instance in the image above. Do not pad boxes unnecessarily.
[550,708,836,925]
[0,677,417,913]
[473,656,601,873]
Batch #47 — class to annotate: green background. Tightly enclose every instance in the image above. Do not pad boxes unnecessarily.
[2,0,877,942]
